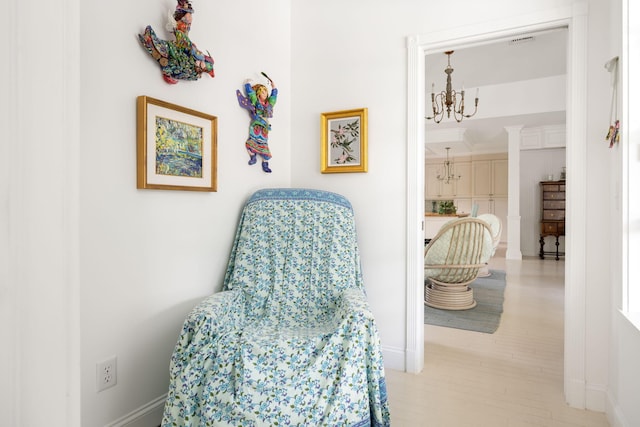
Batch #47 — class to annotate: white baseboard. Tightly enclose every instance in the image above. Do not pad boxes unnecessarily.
[381,345,405,371]
[585,383,607,413]
[105,394,166,427]
[607,391,630,427]
[564,377,586,409]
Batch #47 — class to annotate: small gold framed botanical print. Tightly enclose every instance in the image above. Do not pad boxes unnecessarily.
[136,96,217,191]
[320,108,368,173]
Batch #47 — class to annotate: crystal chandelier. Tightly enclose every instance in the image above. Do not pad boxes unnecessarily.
[437,147,460,184]
[426,51,479,123]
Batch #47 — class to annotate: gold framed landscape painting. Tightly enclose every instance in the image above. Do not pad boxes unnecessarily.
[136,96,217,191]
[320,108,368,173]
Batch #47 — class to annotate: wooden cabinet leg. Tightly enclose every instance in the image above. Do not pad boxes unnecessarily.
[555,236,560,261]
[539,235,545,259]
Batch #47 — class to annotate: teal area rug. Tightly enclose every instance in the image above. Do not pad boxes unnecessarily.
[424,270,506,334]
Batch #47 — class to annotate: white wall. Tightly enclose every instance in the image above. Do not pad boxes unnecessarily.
[78,0,292,425]
[291,1,419,367]
[290,0,621,419]
[5,0,640,426]
[1,3,15,425]
[583,0,617,412]
[473,75,567,119]
[608,0,640,425]
[292,0,594,365]
[610,313,640,426]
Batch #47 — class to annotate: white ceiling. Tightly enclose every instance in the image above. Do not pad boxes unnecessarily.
[425,28,568,157]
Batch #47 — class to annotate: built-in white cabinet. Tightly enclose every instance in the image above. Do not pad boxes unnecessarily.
[472,159,508,197]
[425,164,442,199]
[454,198,472,215]
[425,154,508,241]
[453,162,472,197]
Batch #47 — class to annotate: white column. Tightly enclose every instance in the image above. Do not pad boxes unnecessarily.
[404,35,424,373]
[564,2,589,409]
[2,0,82,425]
[505,126,523,260]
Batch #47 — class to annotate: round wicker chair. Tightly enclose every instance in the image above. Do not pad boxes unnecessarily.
[476,213,502,278]
[424,217,493,310]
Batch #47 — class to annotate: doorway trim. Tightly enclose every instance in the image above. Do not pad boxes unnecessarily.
[406,2,588,408]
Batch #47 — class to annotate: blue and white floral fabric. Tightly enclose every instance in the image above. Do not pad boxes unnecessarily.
[162,188,390,426]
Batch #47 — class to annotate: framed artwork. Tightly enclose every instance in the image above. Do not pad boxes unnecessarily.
[136,96,217,191]
[320,108,368,173]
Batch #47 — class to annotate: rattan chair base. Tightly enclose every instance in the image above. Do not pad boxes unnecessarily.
[424,280,477,310]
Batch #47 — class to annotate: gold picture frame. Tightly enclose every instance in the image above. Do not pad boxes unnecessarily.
[320,108,368,173]
[136,96,217,191]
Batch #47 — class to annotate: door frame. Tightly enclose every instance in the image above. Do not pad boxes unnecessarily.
[405,2,588,408]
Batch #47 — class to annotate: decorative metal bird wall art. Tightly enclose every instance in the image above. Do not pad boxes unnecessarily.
[138,0,215,84]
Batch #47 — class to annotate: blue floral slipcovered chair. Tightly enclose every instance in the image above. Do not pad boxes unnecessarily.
[161,188,390,426]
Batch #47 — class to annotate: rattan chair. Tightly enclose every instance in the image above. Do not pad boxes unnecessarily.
[424,217,493,310]
[476,213,502,278]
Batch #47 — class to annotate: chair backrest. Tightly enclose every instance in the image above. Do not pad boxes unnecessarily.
[424,217,493,284]
[477,213,502,253]
[222,188,363,326]
[470,203,479,218]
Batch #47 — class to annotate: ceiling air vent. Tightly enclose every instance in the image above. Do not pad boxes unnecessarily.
[509,36,535,45]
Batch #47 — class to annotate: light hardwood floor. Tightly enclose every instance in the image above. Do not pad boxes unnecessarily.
[385,246,610,427]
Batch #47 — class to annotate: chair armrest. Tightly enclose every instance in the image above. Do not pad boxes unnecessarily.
[169,290,244,368]
[336,288,376,321]
[184,290,245,334]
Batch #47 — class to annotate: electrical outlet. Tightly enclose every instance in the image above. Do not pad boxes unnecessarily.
[96,356,117,392]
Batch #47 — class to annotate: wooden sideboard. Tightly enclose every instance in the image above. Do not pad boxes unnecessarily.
[539,180,565,260]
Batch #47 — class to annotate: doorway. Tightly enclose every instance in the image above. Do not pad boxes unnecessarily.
[423,30,567,255]
[406,6,589,409]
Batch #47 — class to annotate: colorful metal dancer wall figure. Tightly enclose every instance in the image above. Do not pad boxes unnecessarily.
[236,73,278,173]
[138,0,215,84]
